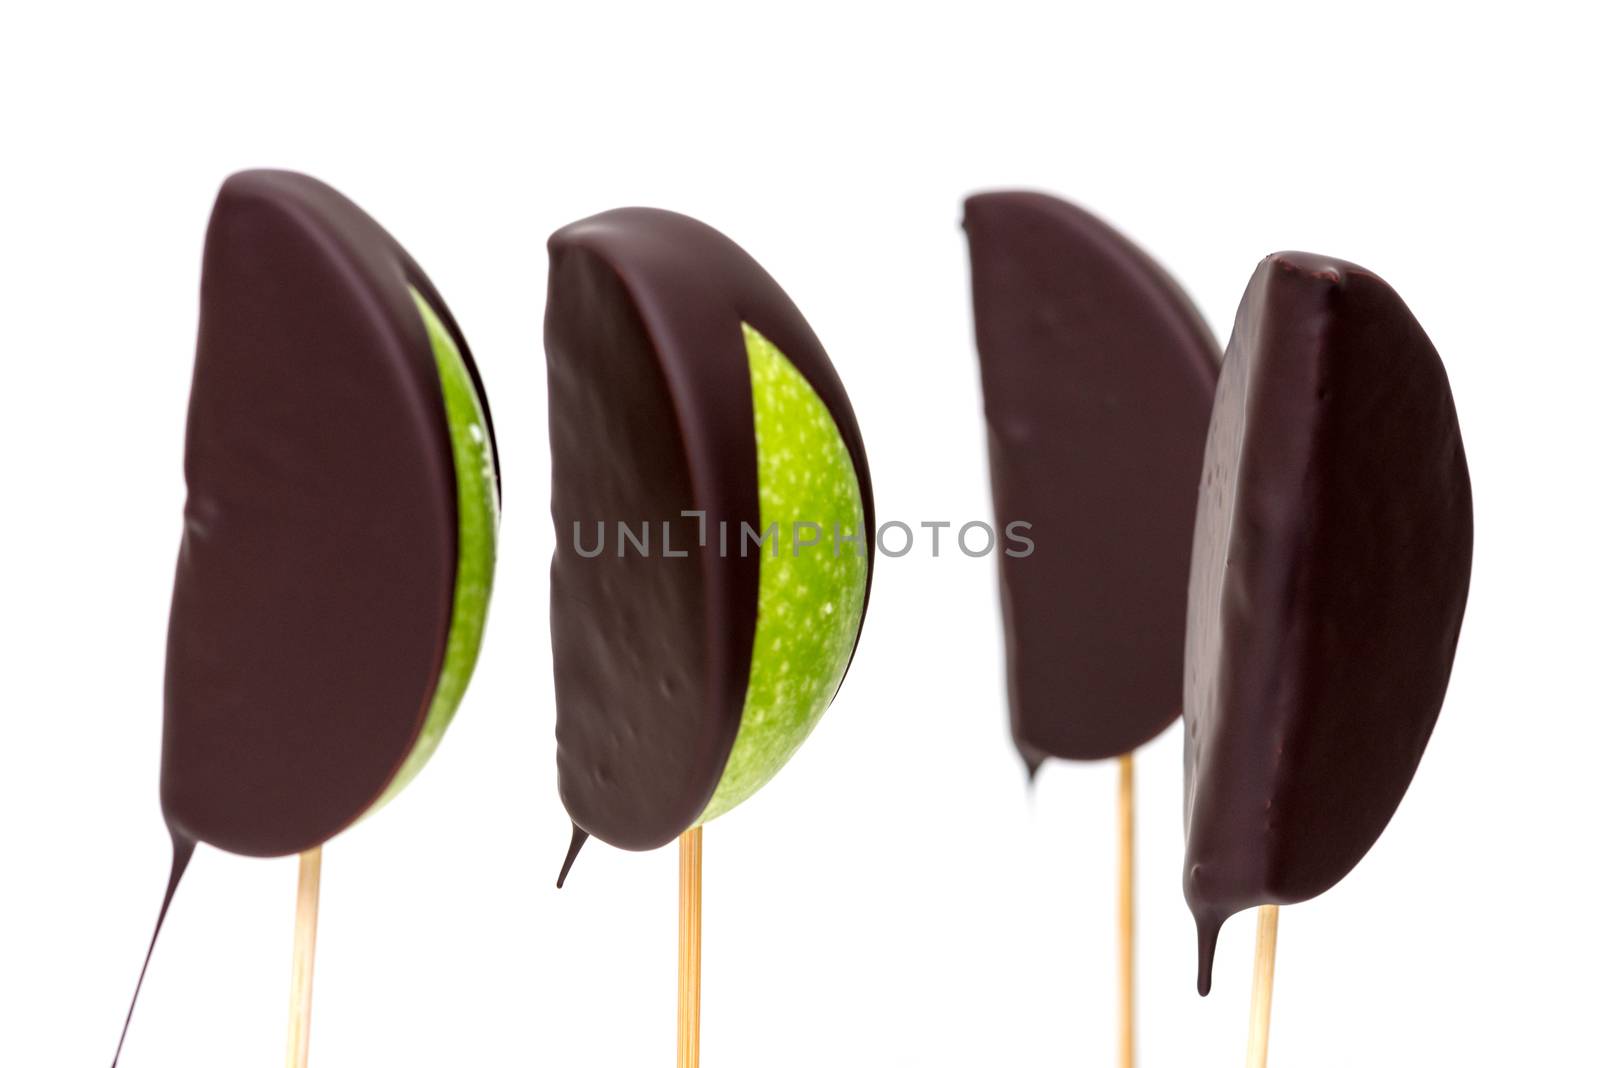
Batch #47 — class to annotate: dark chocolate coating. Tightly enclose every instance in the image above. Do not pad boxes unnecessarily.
[546,208,874,854]
[163,169,496,858]
[117,170,494,1066]
[963,192,1221,766]
[1183,252,1472,994]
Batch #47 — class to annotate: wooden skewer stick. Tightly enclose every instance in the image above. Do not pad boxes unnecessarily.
[1116,753,1135,1068]
[286,846,323,1068]
[1245,905,1280,1068]
[677,832,688,1066]
[677,826,703,1068]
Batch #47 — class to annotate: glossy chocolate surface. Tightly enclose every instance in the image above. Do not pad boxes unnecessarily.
[1183,252,1472,993]
[546,208,873,857]
[964,192,1220,766]
[162,169,493,858]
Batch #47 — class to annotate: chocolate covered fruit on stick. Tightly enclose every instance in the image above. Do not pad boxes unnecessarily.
[114,170,499,1067]
[545,207,873,1066]
[963,191,1219,1068]
[1183,253,1471,1063]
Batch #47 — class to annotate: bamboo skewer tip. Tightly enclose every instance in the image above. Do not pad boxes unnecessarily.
[1245,905,1280,1068]
[677,827,703,1068]
[286,846,323,1068]
[1117,753,1135,1068]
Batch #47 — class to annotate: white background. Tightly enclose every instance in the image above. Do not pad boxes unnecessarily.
[3,3,1596,1066]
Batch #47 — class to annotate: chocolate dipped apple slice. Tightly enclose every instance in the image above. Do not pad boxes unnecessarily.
[545,207,873,1065]
[963,191,1219,1067]
[1183,253,1471,1058]
[114,170,499,1067]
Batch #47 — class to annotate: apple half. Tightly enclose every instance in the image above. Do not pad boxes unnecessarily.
[545,207,874,869]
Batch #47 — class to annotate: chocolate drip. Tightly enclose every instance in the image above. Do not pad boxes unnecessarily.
[112,831,195,1066]
[556,825,590,889]
[963,192,1220,764]
[1192,909,1223,997]
[546,208,874,858]
[1182,252,1473,993]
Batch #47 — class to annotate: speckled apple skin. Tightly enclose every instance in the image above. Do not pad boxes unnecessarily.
[369,289,499,811]
[697,325,868,822]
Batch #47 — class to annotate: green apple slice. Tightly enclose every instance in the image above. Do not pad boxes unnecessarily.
[696,324,868,823]
[368,289,499,812]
